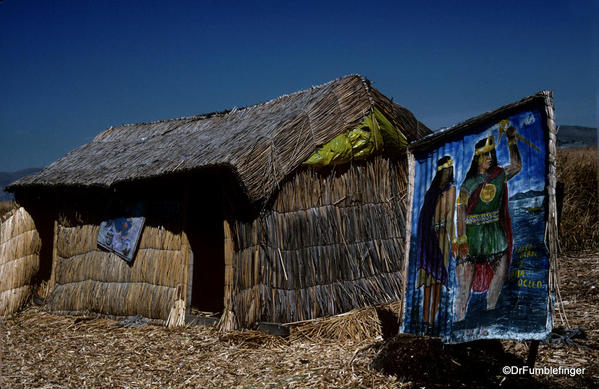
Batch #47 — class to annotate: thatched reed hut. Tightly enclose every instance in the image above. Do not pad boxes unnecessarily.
[6,75,430,328]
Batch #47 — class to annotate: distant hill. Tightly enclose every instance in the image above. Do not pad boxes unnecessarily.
[0,168,41,201]
[510,189,545,201]
[434,124,596,149]
[557,125,597,149]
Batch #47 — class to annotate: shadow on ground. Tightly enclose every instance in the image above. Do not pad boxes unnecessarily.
[371,334,554,388]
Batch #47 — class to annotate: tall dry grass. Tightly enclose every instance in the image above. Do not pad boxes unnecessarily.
[556,147,599,252]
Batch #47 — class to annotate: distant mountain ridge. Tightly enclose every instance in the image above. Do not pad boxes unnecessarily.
[557,125,597,149]
[0,168,42,201]
[434,124,596,149]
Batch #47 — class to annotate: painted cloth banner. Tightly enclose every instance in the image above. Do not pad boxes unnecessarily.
[402,107,551,343]
[98,216,145,262]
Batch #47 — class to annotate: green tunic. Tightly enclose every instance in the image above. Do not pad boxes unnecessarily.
[462,170,508,258]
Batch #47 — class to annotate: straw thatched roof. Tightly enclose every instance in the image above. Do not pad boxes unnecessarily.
[8,75,430,204]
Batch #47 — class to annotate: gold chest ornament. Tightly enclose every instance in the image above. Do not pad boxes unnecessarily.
[480,183,496,203]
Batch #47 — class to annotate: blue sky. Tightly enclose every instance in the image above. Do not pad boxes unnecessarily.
[1,0,597,171]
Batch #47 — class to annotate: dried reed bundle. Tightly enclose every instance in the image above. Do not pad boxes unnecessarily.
[166,299,186,328]
[290,308,380,342]
[289,301,402,342]
[217,309,237,332]
[0,207,40,317]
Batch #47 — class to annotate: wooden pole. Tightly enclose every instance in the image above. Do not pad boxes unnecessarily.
[399,154,416,326]
[526,340,540,368]
[218,218,236,331]
[48,220,59,295]
[181,183,192,314]
[543,91,569,328]
[186,250,194,314]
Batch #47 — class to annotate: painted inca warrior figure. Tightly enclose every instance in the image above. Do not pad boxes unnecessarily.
[416,156,457,332]
[455,126,522,321]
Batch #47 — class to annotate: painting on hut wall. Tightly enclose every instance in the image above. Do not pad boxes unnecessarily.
[98,216,145,262]
[401,106,552,343]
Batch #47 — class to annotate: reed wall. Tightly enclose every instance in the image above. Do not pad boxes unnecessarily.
[47,210,190,320]
[230,155,409,326]
[0,207,41,318]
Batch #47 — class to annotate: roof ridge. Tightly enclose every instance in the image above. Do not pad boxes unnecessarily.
[110,74,364,129]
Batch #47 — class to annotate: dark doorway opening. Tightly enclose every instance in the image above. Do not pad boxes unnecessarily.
[186,179,225,315]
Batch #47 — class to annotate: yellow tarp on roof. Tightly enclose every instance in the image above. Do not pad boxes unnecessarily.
[302,108,407,168]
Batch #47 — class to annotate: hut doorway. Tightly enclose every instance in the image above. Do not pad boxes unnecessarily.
[186,182,225,315]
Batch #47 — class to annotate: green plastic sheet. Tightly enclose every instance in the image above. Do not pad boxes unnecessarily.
[302,108,407,168]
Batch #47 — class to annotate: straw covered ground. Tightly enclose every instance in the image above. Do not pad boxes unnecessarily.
[1,251,598,388]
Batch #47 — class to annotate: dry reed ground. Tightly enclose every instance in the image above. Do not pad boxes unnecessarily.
[1,252,598,388]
